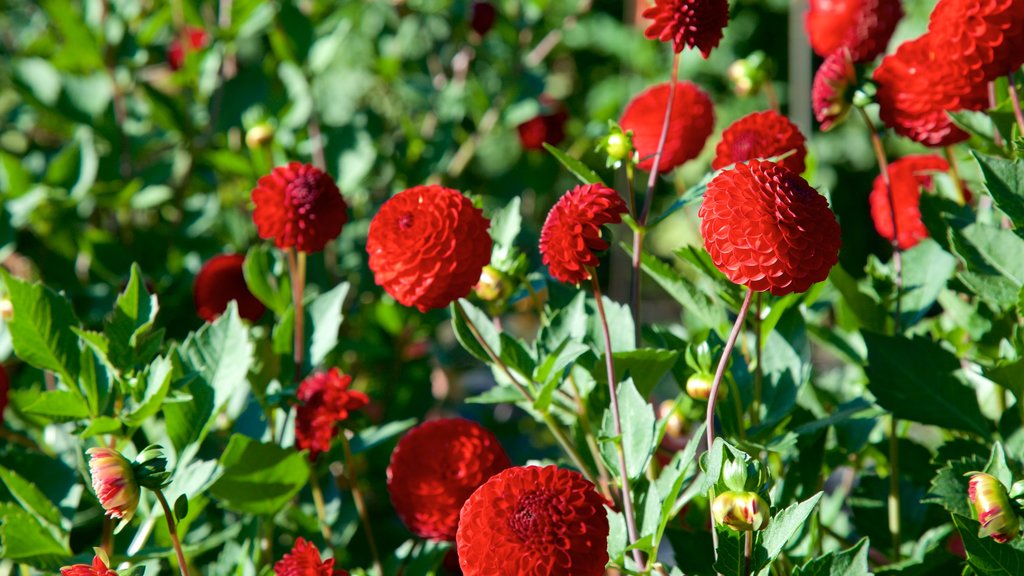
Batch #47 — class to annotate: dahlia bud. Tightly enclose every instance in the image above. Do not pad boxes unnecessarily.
[712,491,770,532]
[0,298,12,321]
[132,445,171,490]
[686,373,721,401]
[727,52,770,97]
[659,400,686,439]
[87,447,141,527]
[474,266,510,303]
[245,123,274,150]
[598,124,635,168]
[968,472,1021,543]
[724,458,768,493]
[812,51,857,132]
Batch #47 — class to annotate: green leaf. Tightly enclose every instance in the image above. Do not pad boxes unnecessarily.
[451,299,500,365]
[542,143,605,185]
[21,390,90,422]
[829,265,887,332]
[308,282,349,366]
[1,271,81,383]
[864,332,991,436]
[972,152,1024,228]
[899,240,956,328]
[124,353,175,427]
[751,492,824,572]
[961,224,1024,286]
[106,263,159,369]
[174,494,189,522]
[0,503,71,569]
[209,434,310,516]
[648,176,709,228]
[348,418,418,454]
[713,530,746,576]
[80,416,122,439]
[592,348,679,398]
[924,453,986,518]
[953,514,1024,576]
[792,537,871,576]
[534,340,589,412]
[600,378,655,480]
[635,248,725,328]
[243,245,291,314]
[490,196,523,266]
[0,466,64,531]
[178,302,254,419]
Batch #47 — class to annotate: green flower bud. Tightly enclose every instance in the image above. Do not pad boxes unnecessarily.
[686,373,722,401]
[713,491,770,532]
[132,445,171,490]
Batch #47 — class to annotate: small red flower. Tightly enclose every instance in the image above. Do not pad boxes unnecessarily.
[274,537,348,576]
[642,0,730,57]
[805,0,902,62]
[517,99,568,151]
[812,51,857,131]
[0,365,8,426]
[168,26,208,71]
[251,162,349,253]
[928,0,1024,80]
[60,556,118,576]
[366,186,492,312]
[619,81,715,173]
[387,419,511,541]
[87,447,141,525]
[540,184,628,285]
[712,110,807,174]
[295,368,368,460]
[457,465,609,576]
[869,155,948,250]
[699,160,841,295]
[470,1,498,37]
[193,254,266,323]
[873,35,988,147]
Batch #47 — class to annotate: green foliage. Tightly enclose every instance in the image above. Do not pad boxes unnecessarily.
[208,434,310,516]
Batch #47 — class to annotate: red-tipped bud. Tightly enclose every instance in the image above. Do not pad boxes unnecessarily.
[712,491,770,532]
[968,473,1021,543]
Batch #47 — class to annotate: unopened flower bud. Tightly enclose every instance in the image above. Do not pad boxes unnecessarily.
[968,472,1021,543]
[659,400,686,439]
[712,491,770,532]
[133,444,171,490]
[475,266,509,302]
[728,52,770,98]
[87,447,140,527]
[599,126,634,167]
[686,373,721,401]
[812,51,857,131]
[245,123,274,150]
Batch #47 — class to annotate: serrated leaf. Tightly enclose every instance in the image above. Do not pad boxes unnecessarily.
[864,332,991,436]
[308,282,349,366]
[21,390,90,422]
[1,271,81,384]
[0,503,71,569]
[543,143,605,185]
[592,348,679,398]
[751,492,824,572]
[899,240,956,328]
[961,224,1024,286]
[209,434,310,515]
[792,537,871,576]
[451,298,500,364]
[124,353,175,427]
[0,466,64,532]
[635,248,725,328]
[972,152,1024,228]
[242,245,291,314]
[600,378,655,480]
[107,263,158,369]
[178,302,253,419]
[713,530,747,576]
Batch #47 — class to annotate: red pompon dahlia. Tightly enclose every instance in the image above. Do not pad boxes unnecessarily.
[366,186,492,312]
[540,184,628,285]
[873,35,988,147]
[168,26,208,71]
[274,537,348,576]
[619,81,715,173]
[60,556,118,576]
[928,0,1024,80]
[805,0,902,62]
[456,465,610,576]
[699,160,841,295]
[295,368,369,459]
[387,418,511,541]
[251,163,348,253]
[642,0,730,57]
[87,447,141,525]
[869,155,948,250]
[517,99,569,151]
[812,51,857,131]
[194,254,266,323]
[712,110,807,174]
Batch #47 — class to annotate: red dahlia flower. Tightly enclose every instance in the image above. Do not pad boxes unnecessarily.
[366,186,492,312]
[540,184,628,285]
[928,0,1024,80]
[193,254,266,323]
[274,537,348,576]
[712,110,807,174]
[812,51,857,131]
[295,368,368,459]
[869,155,948,250]
[60,556,118,576]
[642,0,730,57]
[619,81,715,173]
[517,99,569,151]
[873,35,988,147]
[699,160,841,296]
[168,26,208,71]
[805,0,902,62]
[251,163,348,253]
[387,418,511,541]
[456,465,610,576]
[87,447,141,525]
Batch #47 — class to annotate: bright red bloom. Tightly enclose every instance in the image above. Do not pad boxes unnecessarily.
[517,99,568,151]
[712,110,807,174]
[619,81,715,173]
[699,160,841,296]
[869,155,948,250]
[251,162,348,253]
[168,26,208,71]
[387,419,511,541]
[0,365,8,426]
[295,368,369,459]
[366,186,492,312]
[457,465,609,576]
[87,447,140,525]
[470,1,497,36]
[812,51,857,131]
[193,254,266,323]
[60,556,118,576]
[540,184,628,285]
[642,0,730,57]
[873,35,988,147]
[928,0,1024,80]
[274,538,348,576]
[805,0,902,62]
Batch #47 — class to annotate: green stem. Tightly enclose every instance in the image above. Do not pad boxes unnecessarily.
[309,462,333,542]
[340,434,384,576]
[752,293,763,426]
[155,489,191,576]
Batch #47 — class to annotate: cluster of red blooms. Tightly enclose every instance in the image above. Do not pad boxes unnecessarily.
[294,368,369,459]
